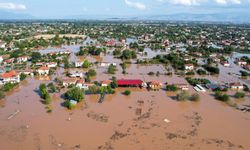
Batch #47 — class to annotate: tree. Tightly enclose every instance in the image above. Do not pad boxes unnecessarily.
[31,52,42,62]
[196,69,206,75]
[176,91,189,101]
[121,49,137,60]
[189,94,200,101]
[39,83,46,91]
[120,63,126,74]
[20,73,27,81]
[63,56,70,69]
[39,83,51,104]
[77,47,86,56]
[110,76,118,89]
[82,60,91,68]
[240,70,249,77]
[234,92,245,99]
[63,100,76,109]
[166,85,177,91]
[107,64,116,74]
[87,69,96,77]
[65,87,84,102]
[47,82,57,93]
[0,91,5,99]
[215,91,230,102]
[123,90,131,96]
[202,65,220,74]
[2,83,17,92]
[113,49,121,56]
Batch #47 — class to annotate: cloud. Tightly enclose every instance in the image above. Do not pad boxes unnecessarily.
[124,0,146,10]
[157,0,244,5]
[157,0,202,5]
[215,0,241,4]
[0,2,26,10]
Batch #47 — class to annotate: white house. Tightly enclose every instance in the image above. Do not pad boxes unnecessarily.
[75,61,83,68]
[101,80,112,87]
[175,84,189,90]
[76,79,88,89]
[229,82,244,90]
[46,62,57,68]
[79,83,95,90]
[0,70,20,85]
[100,62,117,67]
[35,62,44,67]
[185,64,194,70]
[0,42,6,49]
[221,61,230,67]
[0,56,3,63]
[17,56,29,63]
[37,66,50,75]
[69,71,84,78]
[237,61,247,66]
[62,78,78,87]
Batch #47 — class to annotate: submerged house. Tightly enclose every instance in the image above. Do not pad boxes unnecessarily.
[229,82,244,90]
[148,81,162,90]
[117,79,144,87]
[69,71,84,78]
[101,80,112,87]
[221,61,230,67]
[0,70,20,85]
[17,56,29,63]
[45,62,57,68]
[62,78,78,87]
[99,62,117,67]
[174,84,189,91]
[185,64,194,70]
[37,66,50,75]
[75,61,83,68]
[206,83,227,91]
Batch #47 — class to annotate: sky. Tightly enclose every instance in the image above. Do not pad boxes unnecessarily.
[0,0,250,18]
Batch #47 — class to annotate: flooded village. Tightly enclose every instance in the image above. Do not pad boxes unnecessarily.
[0,21,250,150]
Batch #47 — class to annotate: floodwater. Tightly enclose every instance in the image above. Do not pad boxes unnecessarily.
[0,76,250,150]
[1,47,250,150]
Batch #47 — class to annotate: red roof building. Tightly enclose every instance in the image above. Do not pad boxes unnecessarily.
[117,79,143,87]
[0,70,18,79]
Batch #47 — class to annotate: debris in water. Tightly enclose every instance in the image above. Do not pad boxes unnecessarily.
[136,108,142,116]
[67,117,71,121]
[164,118,171,123]
[7,109,20,120]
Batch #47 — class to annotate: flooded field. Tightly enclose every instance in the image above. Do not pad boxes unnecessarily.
[0,77,250,150]
[0,46,250,150]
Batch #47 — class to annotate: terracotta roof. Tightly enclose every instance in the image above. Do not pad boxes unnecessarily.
[117,79,143,86]
[229,82,242,87]
[38,66,49,71]
[76,79,85,84]
[149,81,161,85]
[63,78,78,83]
[102,80,112,84]
[0,70,18,78]
[18,56,28,58]
[185,64,194,67]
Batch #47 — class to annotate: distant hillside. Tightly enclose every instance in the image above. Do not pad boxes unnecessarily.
[0,11,249,23]
[0,10,34,20]
[122,13,250,23]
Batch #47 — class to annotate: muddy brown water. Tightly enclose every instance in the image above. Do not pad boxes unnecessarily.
[0,54,250,149]
[0,77,249,150]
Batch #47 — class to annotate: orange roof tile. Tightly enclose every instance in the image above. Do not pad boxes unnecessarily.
[38,66,49,71]
[0,70,18,78]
